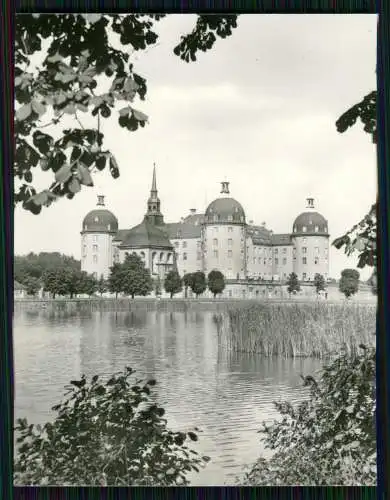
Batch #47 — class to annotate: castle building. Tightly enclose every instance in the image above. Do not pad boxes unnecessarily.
[81,166,330,294]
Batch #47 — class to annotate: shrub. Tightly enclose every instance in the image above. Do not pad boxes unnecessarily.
[242,345,376,485]
[14,367,210,486]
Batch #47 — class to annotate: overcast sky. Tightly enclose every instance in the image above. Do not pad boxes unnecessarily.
[14,14,377,280]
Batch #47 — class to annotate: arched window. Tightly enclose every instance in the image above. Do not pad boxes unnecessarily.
[302,226,307,233]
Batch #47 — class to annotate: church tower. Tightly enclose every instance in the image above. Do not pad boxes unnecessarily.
[144,164,164,226]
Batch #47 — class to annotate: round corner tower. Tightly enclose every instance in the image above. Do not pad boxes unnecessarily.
[291,197,329,282]
[202,182,246,280]
[80,195,118,280]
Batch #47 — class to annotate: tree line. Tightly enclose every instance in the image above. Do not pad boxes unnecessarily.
[286,270,364,299]
[15,252,367,299]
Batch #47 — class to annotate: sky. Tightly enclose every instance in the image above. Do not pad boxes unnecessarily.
[14,14,378,280]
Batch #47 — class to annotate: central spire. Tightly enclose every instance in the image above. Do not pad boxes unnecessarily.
[151,162,157,195]
[145,163,164,226]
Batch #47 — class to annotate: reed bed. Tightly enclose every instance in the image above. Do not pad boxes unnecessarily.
[217,302,377,358]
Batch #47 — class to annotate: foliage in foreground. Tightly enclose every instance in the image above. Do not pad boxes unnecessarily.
[15,14,238,213]
[14,367,209,486]
[243,345,376,486]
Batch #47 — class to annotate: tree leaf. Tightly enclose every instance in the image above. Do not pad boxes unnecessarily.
[77,163,93,186]
[132,109,149,122]
[68,177,81,194]
[55,164,72,183]
[16,103,32,121]
[31,100,47,117]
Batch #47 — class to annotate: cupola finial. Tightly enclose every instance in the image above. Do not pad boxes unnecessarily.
[97,195,105,206]
[306,197,315,209]
[221,181,230,195]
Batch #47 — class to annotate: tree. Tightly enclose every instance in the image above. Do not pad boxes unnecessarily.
[14,367,210,485]
[42,269,66,298]
[78,272,97,297]
[121,253,153,299]
[286,272,300,296]
[243,345,376,486]
[182,273,194,299]
[24,276,41,296]
[339,269,360,299]
[14,14,238,214]
[367,269,377,295]
[14,252,81,284]
[108,262,124,298]
[333,91,377,269]
[154,275,162,297]
[207,270,225,298]
[164,271,182,299]
[313,273,326,295]
[97,274,107,296]
[189,271,207,298]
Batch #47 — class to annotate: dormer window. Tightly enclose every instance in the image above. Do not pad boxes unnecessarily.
[85,225,88,230]
[228,215,233,222]
[214,215,218,222]
[108,224,111,230]
[94,217,99,223]
[302,226,307,233]
[315,226,319,232]
[325,226,328,232]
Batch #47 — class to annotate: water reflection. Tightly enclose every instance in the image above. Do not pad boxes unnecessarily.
[14,309,321,485]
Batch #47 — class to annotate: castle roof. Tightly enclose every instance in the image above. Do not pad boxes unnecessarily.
[117,218,173,249]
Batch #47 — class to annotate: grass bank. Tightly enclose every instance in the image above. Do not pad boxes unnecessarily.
[216,302,376,358]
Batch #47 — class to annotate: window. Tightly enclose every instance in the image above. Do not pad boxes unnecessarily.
[94,217,99,223]
[274,248,278,254]
[214,226,219,232]
[302,257,307,264]
[213,250,218,258]
[93,235,98,242]
[213,215,218,222]
[302,247,307,254]
[213,238,218,246]
[93,244,98,252]
[283,248,287,254]
[315,247,320,254]
[228,215,233,222]
[283,258,287,265]
[197,241,201,248]
[258,258,261,264]
[228,226,233,232]
[268,258,272,265]
[275,258,279,265]
[83,245,87,255]
[302,226,307,233]
[183,241,187,248]
[228,250,233,258]
[175,241,179,247]
[182,253,187,261]
[303,238,307,244]
[314,257,319,265]
[108,224,111,230]
[253,258,256,264]
[315,226,319,232]
[303,273,307,280]
[263,259,266,265]
[325,227,328,232]
[93,255,98,263]
[197,252,202,260]
[228,238,233,247]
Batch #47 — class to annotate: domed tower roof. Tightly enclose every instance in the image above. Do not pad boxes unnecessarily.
[82,195,118,234]
[292,198,328,236]
[205,182,246,224]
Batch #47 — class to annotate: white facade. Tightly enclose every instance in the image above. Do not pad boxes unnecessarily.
[81,232,114,280]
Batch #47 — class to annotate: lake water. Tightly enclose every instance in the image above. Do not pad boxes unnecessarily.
[13,308,321,485]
